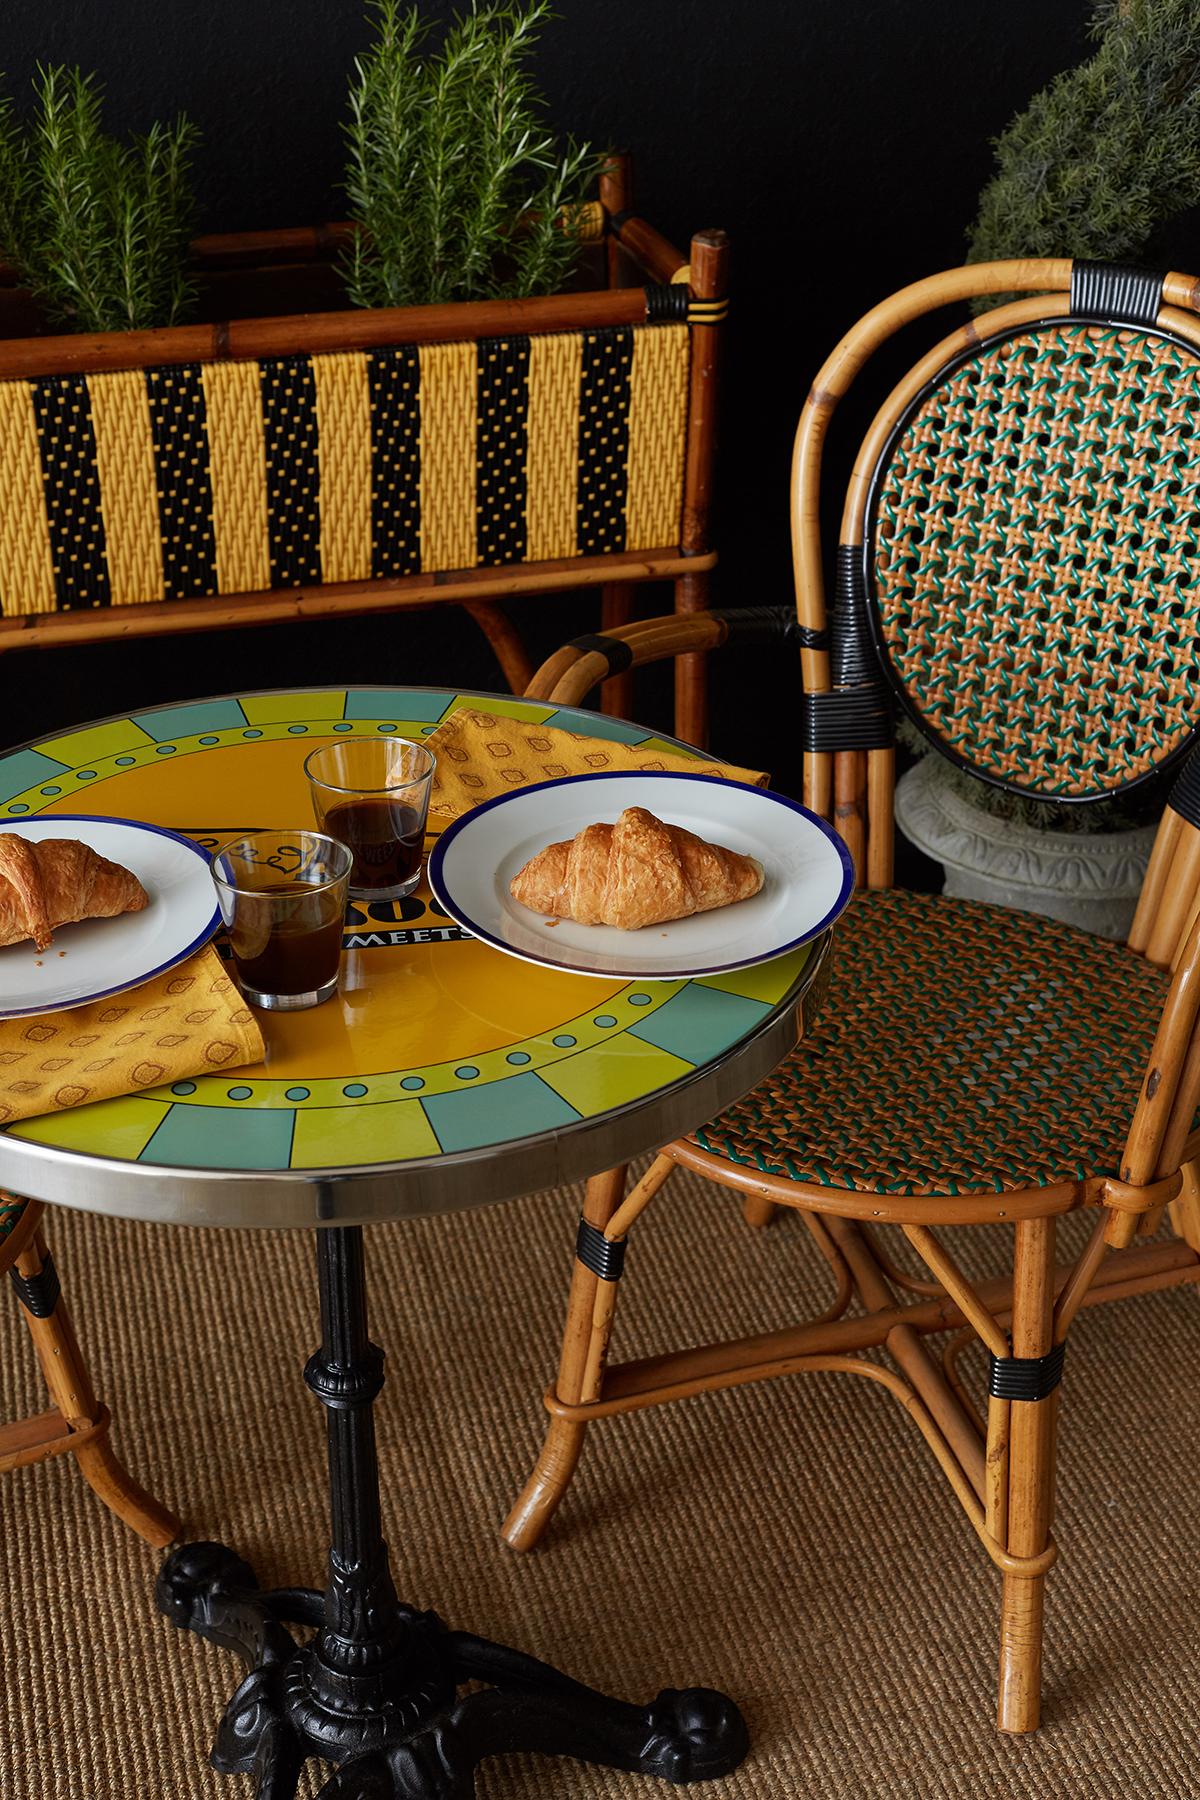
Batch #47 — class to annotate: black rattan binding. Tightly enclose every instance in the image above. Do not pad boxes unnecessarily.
[1070,260,1165,329]
[575,1218,626,1283]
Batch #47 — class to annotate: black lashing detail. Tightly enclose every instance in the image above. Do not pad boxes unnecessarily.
[1168,739,1200,830]
[803,543,894,751]
[567,632,635,676]
[10,1252,61,1319]
[709,605,802,646]
[575,1217,626,1282]
[606,208,634,235]
[802,688,894,752]
[643,283,689,323]
[1069,260,1165,329]
[988,1341,1066,1402]
[834,545,883,688]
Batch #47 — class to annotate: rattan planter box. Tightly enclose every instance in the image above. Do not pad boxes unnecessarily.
[0,166,727,741]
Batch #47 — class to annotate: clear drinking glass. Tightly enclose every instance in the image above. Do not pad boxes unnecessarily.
[304,738,436,902]
[211,830,351,1011]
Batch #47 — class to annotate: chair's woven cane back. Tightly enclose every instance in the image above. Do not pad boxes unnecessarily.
[794,261,1200,867]
[789,258,1200,1248]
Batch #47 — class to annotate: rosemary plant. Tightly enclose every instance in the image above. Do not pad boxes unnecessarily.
[0,64,198,333]
[968,0,1200,279]
[343,1,598,309]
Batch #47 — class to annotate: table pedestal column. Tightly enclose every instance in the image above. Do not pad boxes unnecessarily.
[157,1226,748,1798]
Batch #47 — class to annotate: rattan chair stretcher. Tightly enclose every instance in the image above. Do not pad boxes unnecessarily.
[501,258,1200,1737]
[0,1193,178,1544]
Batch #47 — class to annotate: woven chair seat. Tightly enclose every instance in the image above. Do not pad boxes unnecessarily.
[691,890,1172,1197]
[0,1192,29,1270]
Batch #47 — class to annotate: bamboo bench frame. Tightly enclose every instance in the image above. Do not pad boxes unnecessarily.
[0,157,727,744]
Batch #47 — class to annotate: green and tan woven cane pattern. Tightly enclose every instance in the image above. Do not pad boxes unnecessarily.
[873,323,1200,797]
[692,890,1171,1196]
[0,1192,28,1251]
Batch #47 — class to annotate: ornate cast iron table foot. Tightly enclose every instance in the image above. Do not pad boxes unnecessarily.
[157,1227,747,1799]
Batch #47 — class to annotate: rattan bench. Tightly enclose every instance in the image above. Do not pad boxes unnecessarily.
[0,164,727,744]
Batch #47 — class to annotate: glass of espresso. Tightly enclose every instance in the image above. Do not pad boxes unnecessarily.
[304,738,436,902]
[211,830,351,1011]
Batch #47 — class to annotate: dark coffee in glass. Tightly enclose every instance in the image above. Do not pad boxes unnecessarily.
[228,883,347,999]
[305,737,436,902]
[211,832,352,1012]
[320,798,424,896]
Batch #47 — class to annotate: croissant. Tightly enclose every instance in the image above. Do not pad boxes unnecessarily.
[510,806,763,931]
[0,836,149,952]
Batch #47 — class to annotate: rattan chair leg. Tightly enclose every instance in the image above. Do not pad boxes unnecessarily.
[741,1194,778,1228]
[501,1165,629,1552]
[13,1229,179,1546]
[1168,1158,1200,1252]
[600,582,635,718]
[997,1218,1059,1734]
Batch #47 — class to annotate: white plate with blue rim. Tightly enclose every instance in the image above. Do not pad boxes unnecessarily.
[0,816,221,1018]
[428,771,855,980]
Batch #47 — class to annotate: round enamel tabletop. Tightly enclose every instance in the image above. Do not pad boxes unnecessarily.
[0,688,827,1229]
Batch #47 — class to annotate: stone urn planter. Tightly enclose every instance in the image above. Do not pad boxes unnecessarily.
[894,754,1159,941]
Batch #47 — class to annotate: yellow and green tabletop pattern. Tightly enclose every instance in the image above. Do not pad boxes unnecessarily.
[0,689,813,1178]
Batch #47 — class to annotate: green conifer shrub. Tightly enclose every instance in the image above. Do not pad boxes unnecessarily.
[969,0,1200,276]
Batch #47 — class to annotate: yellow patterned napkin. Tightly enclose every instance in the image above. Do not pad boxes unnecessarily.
[0,947,264,1125]
[427,707,768,821]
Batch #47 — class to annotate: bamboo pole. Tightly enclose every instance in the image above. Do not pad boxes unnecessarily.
[1145,828,1200,967]
[826,1216,986,1497]
[902,1225,1009,1359]
[0,547,713,657]
[501,1167,628,1551]
[0,286,655,380]
[866,747,896,888]
[1128,809,1182,955]
[609,214,689,286]
[462,602,535,695]
[998,1219,1058,1734]
[834,751,867,883]
[674,228,729,748]
[600,151,633,288]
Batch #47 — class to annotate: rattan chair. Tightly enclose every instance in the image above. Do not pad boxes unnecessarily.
[1,1192,177,1545]
[502,257,1200,1734]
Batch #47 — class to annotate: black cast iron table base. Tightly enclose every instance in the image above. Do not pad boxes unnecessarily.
[156,1226,747,1798]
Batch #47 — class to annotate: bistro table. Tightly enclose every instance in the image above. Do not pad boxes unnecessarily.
[0,687,830,1798]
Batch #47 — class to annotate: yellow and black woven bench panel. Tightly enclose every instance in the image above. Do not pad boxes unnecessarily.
[0,323,690,616]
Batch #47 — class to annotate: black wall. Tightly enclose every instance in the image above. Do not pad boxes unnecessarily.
[1,0,1092,785]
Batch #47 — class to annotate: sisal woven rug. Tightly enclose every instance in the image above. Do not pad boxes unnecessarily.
[2,1166,1198,1798]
